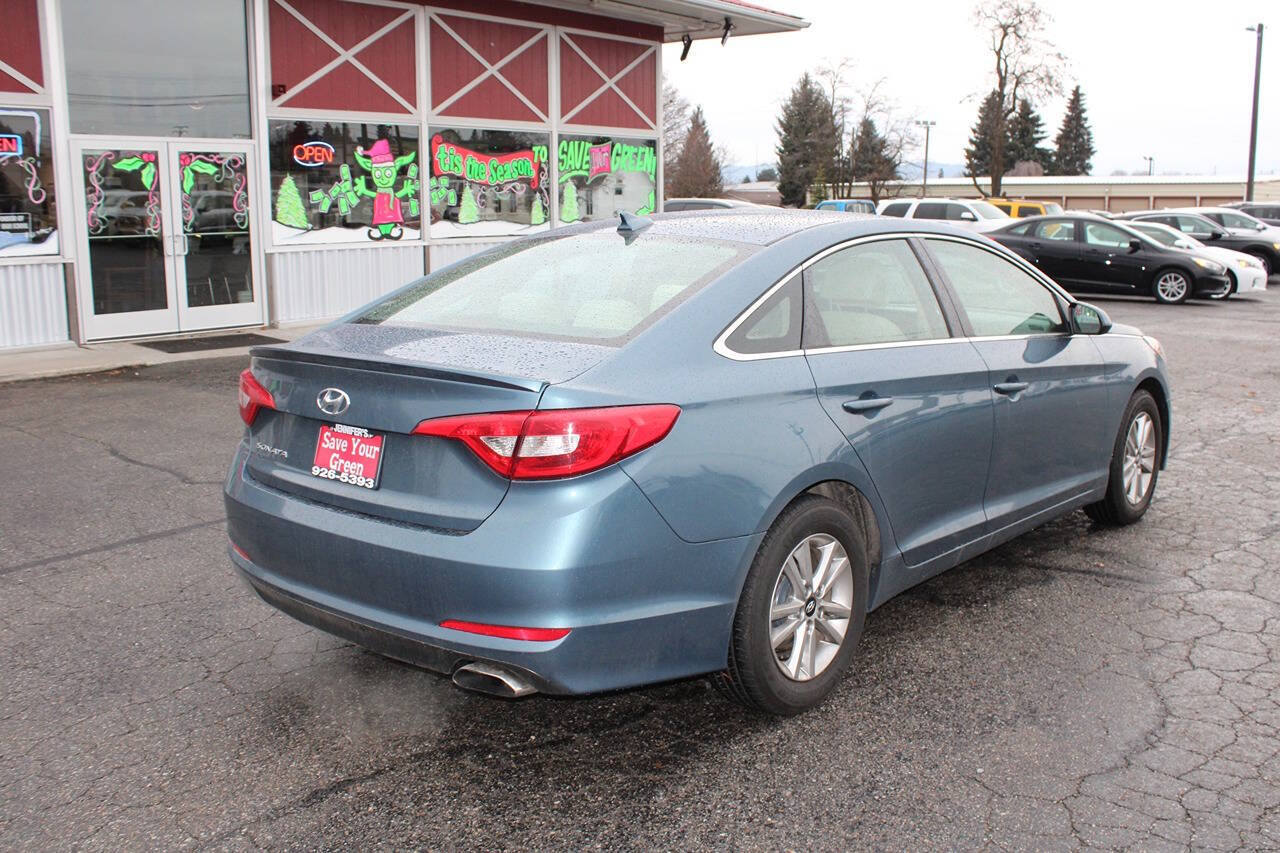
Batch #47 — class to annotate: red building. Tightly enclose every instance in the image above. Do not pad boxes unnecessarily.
[0,0,804,349]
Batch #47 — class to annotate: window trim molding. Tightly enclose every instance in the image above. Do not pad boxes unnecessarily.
[713,230,1077,362]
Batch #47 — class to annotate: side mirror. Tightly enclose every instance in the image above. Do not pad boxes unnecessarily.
[958,211,977,222]
[1071,302,1112,335]
[1128,238,1143,253]
[1208,230,1226,240]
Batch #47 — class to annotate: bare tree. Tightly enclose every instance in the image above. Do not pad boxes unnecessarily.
[662,80,691,196]
[971,0,1065,196]
[815,60,854,197]
[853,79,918,205]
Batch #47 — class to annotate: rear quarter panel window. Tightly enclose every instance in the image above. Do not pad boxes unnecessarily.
[724,274,802,354]
[926,238,1067,337]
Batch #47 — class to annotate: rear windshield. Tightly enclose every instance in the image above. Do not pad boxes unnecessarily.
[357,231,750,344]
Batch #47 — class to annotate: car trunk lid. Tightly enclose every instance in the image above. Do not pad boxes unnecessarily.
[242,324,614,531]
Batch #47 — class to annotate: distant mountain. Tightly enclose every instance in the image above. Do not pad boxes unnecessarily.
[722,162,776,183]
[898,161,967,180]
[722,161,968,184]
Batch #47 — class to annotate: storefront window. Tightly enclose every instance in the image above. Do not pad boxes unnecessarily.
[0,108,57,258]
[429,128,550,239]
[268,120,420,245]
[61,0,251,138]
[557,136,656,224]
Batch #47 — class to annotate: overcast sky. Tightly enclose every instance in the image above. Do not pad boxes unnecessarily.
[661,0,1277,177]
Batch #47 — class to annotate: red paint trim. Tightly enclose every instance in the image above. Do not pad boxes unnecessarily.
[419,0,661,41]
[0,0,43,93]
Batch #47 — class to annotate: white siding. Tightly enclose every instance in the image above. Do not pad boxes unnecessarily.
[269,246,426,324]
[428,241,508,272]
[0,263,70,350]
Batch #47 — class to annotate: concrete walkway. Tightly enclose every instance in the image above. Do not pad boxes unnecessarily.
[0,325,323,384]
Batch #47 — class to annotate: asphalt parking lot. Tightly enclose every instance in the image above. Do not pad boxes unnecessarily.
[3,287,1279,850]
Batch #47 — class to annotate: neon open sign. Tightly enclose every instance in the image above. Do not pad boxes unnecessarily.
[292,140,334,167]
[0,135,21,157]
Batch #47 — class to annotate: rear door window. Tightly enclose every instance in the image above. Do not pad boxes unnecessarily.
[803,239,950,348]
[359,232,750,343]
[913,202,948,220]
[925,238,1067,337]
[1033,220,1076,241]
[1083,222,1133,248]
[881,202,910,217]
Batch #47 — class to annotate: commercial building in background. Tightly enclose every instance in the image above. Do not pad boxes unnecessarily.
[832,175,1280,212]
[0,0,804,351]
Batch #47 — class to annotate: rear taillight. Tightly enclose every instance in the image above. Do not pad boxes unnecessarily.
[413,404,680,480]
[238,369,275,426]
[440,619,570,642]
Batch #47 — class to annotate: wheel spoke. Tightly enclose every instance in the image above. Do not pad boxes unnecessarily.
[781,558,805,600]
[820,601,851,620]
[804,619,817,677]
[810,540,836,594]
[792,542,814,588]
[814,617,844,643]
[786,622,807,678]
[817,555,847,598]
[771,615,801,650]
[771,599,805,621]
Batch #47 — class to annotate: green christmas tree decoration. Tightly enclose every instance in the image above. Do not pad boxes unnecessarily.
[458,184,480,224]
[275,174,310,230]
[560,183,580,223]
[530,194,546,225]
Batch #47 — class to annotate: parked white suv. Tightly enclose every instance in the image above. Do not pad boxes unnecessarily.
[877,197,1011,232]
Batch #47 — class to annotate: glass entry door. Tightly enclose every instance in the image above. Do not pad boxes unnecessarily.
[74,139,262,340]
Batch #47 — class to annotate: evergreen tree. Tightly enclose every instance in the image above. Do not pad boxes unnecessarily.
[1053,85,1095,175]
[458,184,479,224]
[850,116,898,204]
[756,166,777,182]
[530,194,546,226]
[668,106,724,198]
[1007,98,1052,171]
[560,182,580,223]
[274,174,310,230]
[775,73,838,207]
[964,91,1005,184]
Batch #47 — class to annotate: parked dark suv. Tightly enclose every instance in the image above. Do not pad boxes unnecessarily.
[1225,202,1280,227]
[1117,210,1280,277]
[990,214,1230,304]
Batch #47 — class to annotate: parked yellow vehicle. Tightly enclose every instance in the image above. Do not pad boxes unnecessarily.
[988,197,1064,217]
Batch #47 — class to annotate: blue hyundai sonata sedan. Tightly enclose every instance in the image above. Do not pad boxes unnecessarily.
[225,210,1170,715]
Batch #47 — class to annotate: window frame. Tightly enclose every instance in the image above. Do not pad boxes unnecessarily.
[714,232,976,361]
[917,234,1073,340]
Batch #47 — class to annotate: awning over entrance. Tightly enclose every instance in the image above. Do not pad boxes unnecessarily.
[524,0,808,40]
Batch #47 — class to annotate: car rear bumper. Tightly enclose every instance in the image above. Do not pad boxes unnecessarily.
[224,442,759,695]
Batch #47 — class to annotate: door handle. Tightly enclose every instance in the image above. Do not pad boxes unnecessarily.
[993,381,1029,396]
[843,396,894,414]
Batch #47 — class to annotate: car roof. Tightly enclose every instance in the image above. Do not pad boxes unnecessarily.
[562,207,980,247]
[665,197,753,206]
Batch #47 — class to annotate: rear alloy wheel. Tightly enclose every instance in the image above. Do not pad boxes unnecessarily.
[1246,252,1272,278]
[1084,390,1162,526]
[1152,269,1191,304]
[714,495,868,715]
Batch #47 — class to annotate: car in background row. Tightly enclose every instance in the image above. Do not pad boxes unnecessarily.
[1117,210,1280,277]
[990,213,1230,304]
[815,199,877,214]
[1225,202,1280,227]
[664,198,759,212]
[1125,221,1267,299]
[226,210,1171,715]
[877,197,1010,232]
[988,197,1064,217]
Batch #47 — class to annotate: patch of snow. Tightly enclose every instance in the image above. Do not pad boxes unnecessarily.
[271,221,422,246]
[0,230,59,257]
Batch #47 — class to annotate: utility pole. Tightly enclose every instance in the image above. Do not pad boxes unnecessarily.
[915,120,935,198]
[1143,156,1154,176]
[1246,23,1264,201]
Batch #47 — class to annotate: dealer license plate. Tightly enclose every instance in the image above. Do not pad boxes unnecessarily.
[311,423,384,490]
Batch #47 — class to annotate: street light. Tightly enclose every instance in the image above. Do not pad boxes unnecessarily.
[1143,156,1154,176]
[915,120,936,198]
[1246,23,1264,201]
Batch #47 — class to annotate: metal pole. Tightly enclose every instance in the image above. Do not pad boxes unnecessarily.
[1246,24,1264,201]
[916,120,935,198]
[1143,156,1154,176]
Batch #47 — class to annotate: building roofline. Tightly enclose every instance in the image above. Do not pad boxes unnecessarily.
[520,0,807,40]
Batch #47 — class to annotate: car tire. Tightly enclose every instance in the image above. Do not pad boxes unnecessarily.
[713,495,868,715]
[1084,390,1163,526]
[1151,268,1191,304]
[1210,271,1235,300]
[1245,251,1272,278]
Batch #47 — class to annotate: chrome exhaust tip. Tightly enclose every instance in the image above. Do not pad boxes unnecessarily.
[452,661,537,698]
